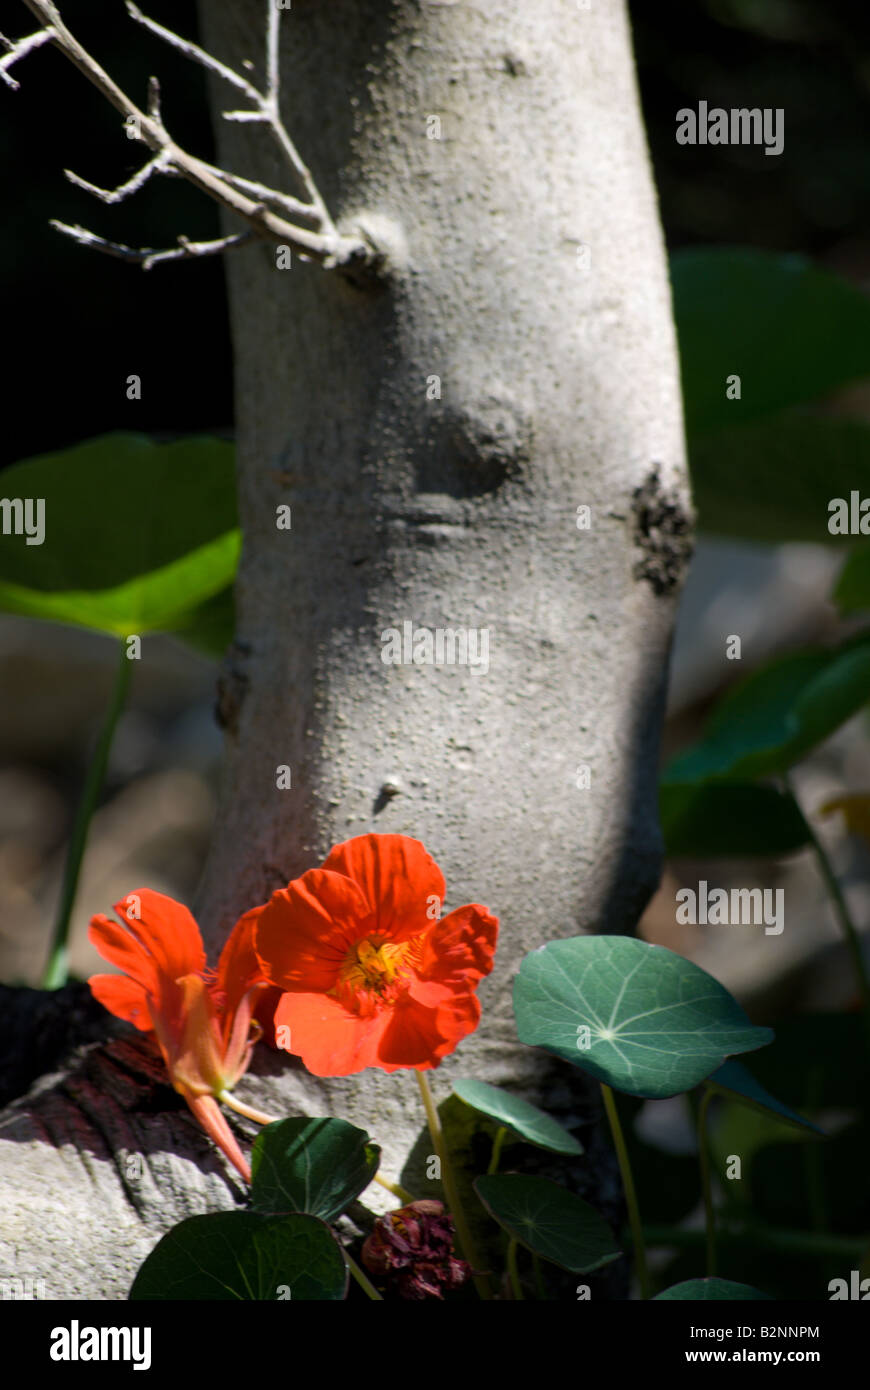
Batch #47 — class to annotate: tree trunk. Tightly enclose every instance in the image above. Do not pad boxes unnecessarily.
[195,0,691,1193]
[0,0,691,1298]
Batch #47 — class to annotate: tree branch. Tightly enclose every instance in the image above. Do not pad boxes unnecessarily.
[11,0,365,270]
[0,24,54,89]
[50,221,256,270]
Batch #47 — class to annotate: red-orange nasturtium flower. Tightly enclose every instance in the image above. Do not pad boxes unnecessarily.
[253,834,499,1076]
[88,889,273,1183]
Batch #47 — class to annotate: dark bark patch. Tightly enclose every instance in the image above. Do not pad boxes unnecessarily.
[630,467,694,596]
[215,640,252,735]
[418,390,533,499]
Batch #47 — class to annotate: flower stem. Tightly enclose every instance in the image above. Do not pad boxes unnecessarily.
[600,1082,650,1300]
[788,778,870,1018]
[697,1086,716,1276]
[415,1070,491,1299]
[506,1237,523,1300]
[487,1124,508,1176]
[344,1250,384,1300]
[42,640,132,990]
[219,1092,279,1126]
[374,1172,416,1204]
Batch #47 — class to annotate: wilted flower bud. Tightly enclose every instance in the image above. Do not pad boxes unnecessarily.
[361,1199,471,1300]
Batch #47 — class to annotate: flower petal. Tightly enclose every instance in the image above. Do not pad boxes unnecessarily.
[215,904,270,1060]
[321,835,446,943]
[88,974,153,1032]
[90,888,206,988]
[376,987,475,1069]
[254,868,373,992]
[415,903,499,998]
[273,991,392,1076]
[185,1093,251,1183]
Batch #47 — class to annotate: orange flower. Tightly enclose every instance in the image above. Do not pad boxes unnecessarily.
[254,834,499,1076]
[88,889,270,1182]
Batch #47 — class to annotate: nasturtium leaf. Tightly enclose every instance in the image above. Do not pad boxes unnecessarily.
[686,412,870,545]
[129,1211,347,1301]
[660,782,810,856]
[654,1278,774,1301]
[664,636,870,785]
[474,1175,620,1274]
[671,248,870,436]
[452,1079,583,1156]
[250,1118,379,1222]
[0,433,239,637]
[706,1060,825,1136]
[513,936,773,1099]
[835,549,870,614]
[164,584,235,658]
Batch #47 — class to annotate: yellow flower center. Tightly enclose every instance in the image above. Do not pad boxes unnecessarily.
[332,936,416,1015]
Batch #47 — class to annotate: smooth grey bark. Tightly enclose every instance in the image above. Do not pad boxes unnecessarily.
[0,0,691,1298]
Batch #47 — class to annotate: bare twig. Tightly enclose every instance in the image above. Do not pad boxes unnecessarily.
[0,25,54,89]
[50,221,256,270]
[11,0,364,270]
[63,152,168,204]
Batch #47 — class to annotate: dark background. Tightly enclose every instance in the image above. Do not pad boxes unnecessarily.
[1,0,869,464]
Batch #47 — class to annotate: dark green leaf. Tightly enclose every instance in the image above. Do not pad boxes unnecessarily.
[250,1118,379,1222]
[165,585,235,658]
[0,433,239,635]
[452,1079,583,1155]
[706,1060,825,1136]
[834,548,870,614]
[654,1277,774,1301]
[665,636,870,784]
[671,249,870,435]
[660,782,810,856]
[687,411,870,545]
[513,936,772,1099]
[474,1174,620,1274]
[129,1211,347,1300]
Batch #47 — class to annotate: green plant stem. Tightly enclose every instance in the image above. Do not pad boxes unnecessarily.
[373,1172,416,1204]
[344,1251,383,1301]
[789,779,870,1018]
[697,1086,716,1276]
[506,1238,523,1300]
[642,1224,868,1258]
[487,1125,508,1176]
[600,1082,650,1300]
[42,640,132,989]
[415,1071,491,1299]
[219,1092,278,1126]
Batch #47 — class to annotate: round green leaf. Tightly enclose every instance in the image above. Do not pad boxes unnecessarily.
[513,936,773,1099]
[706,1060,825,1136]
[665,636,870,784]
[660,782,810,857]
[129,1212,347,1300]
[654,1278,774,1301]
[0,433,239,636]
[250,1117,379,1222]
[672,249,870,436]
[452,1079,583,1155]
[835,548,870,614]
[688,412,870,546]
[474,1175,620,1274]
